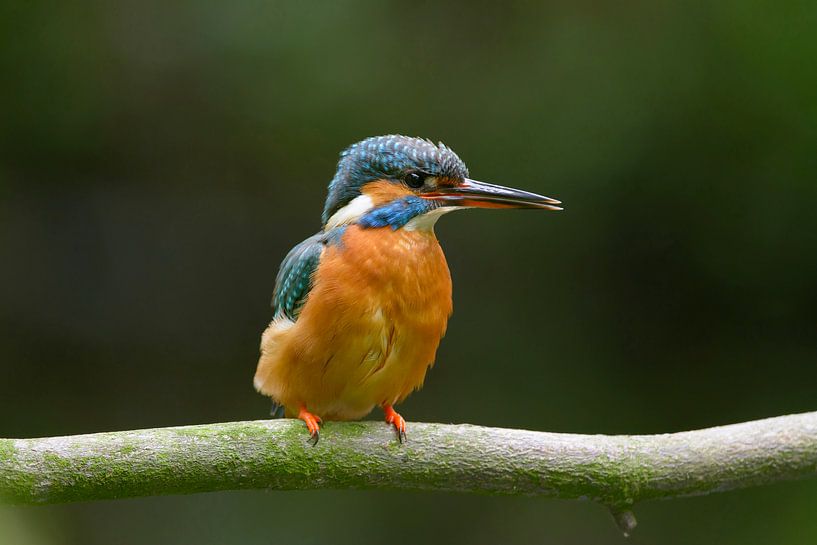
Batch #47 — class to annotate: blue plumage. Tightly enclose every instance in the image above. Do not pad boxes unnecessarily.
[358,196,435,230]
[272,226,346,320]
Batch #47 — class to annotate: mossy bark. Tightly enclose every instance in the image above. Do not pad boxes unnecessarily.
[1,412,816,508]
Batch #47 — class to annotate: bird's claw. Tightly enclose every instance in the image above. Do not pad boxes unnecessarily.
[298,406,322,446]
[383,404,407,444]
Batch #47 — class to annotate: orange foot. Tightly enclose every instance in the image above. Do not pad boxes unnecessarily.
[382,404,407,443]
[298,405,322,446]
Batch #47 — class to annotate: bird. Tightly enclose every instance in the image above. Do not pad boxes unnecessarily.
[253,135,561,444]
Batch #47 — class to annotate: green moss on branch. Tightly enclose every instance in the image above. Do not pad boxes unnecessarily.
[1,413,816,510]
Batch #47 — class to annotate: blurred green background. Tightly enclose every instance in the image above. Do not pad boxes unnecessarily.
[2,1,817,543]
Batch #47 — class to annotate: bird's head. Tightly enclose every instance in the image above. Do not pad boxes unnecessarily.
[322,135,561,231]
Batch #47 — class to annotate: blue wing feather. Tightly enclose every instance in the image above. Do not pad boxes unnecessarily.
[272,232,325,320]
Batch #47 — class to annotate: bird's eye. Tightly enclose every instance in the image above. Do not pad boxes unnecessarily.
[405,171,426,189]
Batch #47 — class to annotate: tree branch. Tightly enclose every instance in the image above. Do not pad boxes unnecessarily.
[2,412,816,520]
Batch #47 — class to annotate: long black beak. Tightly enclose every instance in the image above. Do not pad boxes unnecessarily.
[424,178,562,210]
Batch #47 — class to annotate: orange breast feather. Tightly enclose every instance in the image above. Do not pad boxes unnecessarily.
[255,225,452,420]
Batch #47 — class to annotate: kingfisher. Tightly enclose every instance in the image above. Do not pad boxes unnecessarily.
[254,135,561,443]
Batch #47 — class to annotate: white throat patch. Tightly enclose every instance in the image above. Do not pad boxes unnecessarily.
[325,194,374,230]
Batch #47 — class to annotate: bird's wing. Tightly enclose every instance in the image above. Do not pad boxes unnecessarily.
[272,232,325,321]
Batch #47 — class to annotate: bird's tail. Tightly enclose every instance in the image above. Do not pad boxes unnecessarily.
[269,400,285,419]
